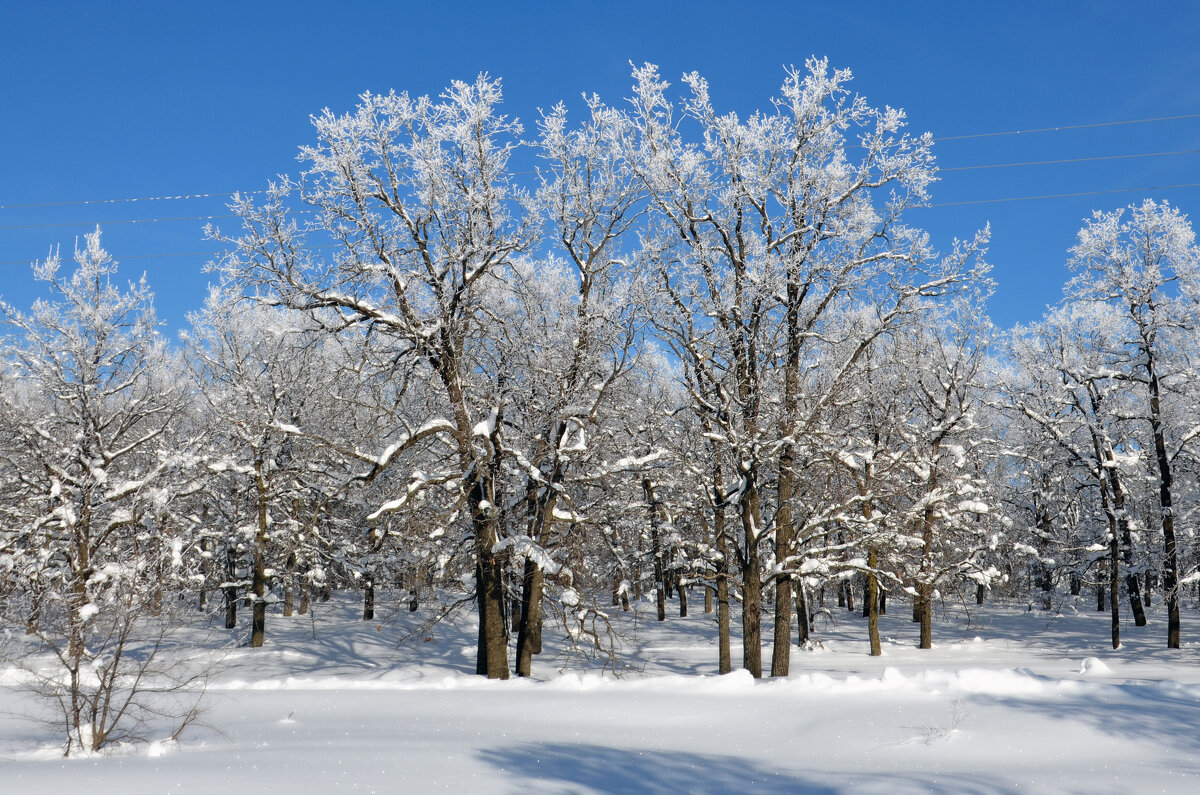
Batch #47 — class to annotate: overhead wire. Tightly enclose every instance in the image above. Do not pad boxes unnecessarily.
[0,110,1197,263]
[2,111,1200,212]
[929,112,1200,142]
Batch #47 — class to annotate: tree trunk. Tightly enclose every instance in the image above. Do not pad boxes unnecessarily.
[795,584,810,646]
[473,516,510,679]
[282,553,295,618]
[515,559,544,677]
[1109,531,1121,649]
[223,547,238,630]
[918,583,932,650]
[250,458,269,648]
[740,478,763,678]
[867,549,881,656]
[713,467,731,675]
[1146,358,1181,648]
[643,478,669,623]
[771,448,795,677]
[363,573,375,621]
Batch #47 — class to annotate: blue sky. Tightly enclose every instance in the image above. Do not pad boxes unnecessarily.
[3,1,1199,335]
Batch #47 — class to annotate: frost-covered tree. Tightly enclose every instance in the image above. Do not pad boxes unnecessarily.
[1006,302,1150,647]
[212,76,536,678]
[0,230,204,755]
[629,59,988,675]
[1066,199,1200,649]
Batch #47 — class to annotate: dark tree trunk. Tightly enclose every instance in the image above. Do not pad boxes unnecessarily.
[867,550,881,657]
[1109,533,1121,649]
[795,585,810,645]
[282,553,296,618]
[771,448,795,677]
[1146,360,1181,648]
[515,559,544,677]
[251,458,269,649]
[643,478,668,623]
[917,584,932,650]
[713,466,732,675]
[224,546,238,629]
[362,573,375,621]
[739,474,764,678]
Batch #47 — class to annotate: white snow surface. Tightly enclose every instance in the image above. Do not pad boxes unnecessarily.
[3,595,1200,793]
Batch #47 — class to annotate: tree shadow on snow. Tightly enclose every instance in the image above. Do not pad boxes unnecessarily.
[969,677,1200,760]
[477,742,1025,795]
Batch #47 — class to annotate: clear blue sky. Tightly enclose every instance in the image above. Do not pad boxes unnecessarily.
[3,1,1199,335]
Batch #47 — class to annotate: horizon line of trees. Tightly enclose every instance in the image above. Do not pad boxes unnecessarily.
[3,65,1200,733]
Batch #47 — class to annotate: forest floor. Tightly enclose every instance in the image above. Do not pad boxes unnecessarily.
[2,590,1199,793]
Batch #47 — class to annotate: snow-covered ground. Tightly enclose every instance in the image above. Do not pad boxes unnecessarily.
[3,593,1199,793]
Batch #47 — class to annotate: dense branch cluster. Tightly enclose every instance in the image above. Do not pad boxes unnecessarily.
[3,63,1199,743]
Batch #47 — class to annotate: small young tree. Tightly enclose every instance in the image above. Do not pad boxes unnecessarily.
[0,229,208,755]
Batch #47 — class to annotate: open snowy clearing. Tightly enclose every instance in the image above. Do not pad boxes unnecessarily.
[2,594,1199,794]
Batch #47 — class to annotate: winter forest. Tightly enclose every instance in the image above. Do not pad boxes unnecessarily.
[3,60,1200,783]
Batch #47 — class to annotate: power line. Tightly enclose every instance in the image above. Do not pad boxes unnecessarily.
[1,181,1197,265]
[0,214,239,231]
[940,148,1200,172]
[0,190,265,211]
[1,113,1198,212]
[930,113,1200,142]
[927,182,1200,208]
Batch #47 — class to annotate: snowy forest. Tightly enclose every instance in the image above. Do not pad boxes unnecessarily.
[3,62,1200,762]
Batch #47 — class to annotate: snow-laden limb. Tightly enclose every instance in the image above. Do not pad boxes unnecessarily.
[493,535,562,576]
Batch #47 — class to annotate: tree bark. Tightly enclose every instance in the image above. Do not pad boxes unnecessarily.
[867,549,881,656]
[771,447,795,677]
[740,476,763,678]
[251,458,268,648]
[1146,356,1181,648]
[515,559,544,677]
[713,467,732,675]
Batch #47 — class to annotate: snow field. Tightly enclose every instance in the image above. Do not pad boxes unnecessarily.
[2,593,1199,793]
